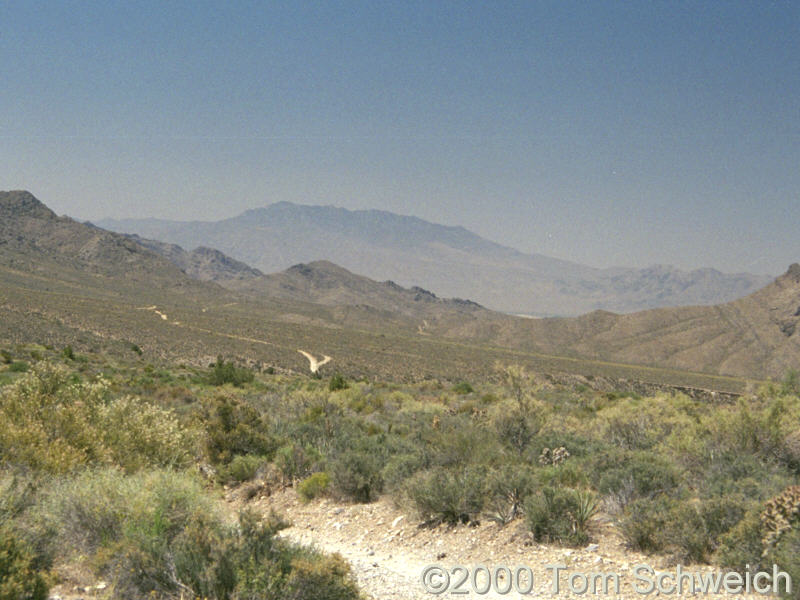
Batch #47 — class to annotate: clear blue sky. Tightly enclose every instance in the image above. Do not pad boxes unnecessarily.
[2,1,798,274]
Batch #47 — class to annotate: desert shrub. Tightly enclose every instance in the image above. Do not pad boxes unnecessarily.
[603,408,658,450]
[330,448,383,503]
[28,469,214,560]
[595,450,681,507]
[206,356,254,387]
[485,465,536,525]
[100,395,197,472]
[781,369,800,397]
[219,454,269,484]
[702,451,766,486]
[493,410,535,454]
[298,472,331,502]
[61,345,75,360]
[8,361,28,373]
[24,469,361,599]
[620,496,670,553]
[526,486,597,547]
[0,364,195,474]
[621,493,746,562]
[0,526,49,600]
[0,350,11,364]
[427,425,500,469]
[706,399,784,461]
[282,553,363,600]
[381,452,427,493]
[274,443,322,483]
[203,395,277,465]
[715,508,765,571]
[536,461,587,489]
[405,466,487,525]
[763,529,800,599]
[640,495,749,564]
[452,381,474,395]
[533,431,603,459]
[328,374,348,391]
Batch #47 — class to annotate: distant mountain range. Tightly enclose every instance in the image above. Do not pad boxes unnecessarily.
[3,191,798,382]
[99,202,772,317]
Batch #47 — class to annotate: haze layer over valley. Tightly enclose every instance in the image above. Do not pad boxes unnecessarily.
[99,202,772,317]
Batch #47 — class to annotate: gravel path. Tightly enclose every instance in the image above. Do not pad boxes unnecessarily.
[246,489,770,600]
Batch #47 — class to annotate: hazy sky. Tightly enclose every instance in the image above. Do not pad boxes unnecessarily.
[2,1,798,275]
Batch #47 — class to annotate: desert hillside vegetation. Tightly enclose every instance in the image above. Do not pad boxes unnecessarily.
[2,344,800,598]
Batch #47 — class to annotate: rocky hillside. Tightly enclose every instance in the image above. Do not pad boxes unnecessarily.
[470,264,800,379]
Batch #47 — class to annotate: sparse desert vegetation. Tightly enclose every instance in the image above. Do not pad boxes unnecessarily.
[3,350,800,598]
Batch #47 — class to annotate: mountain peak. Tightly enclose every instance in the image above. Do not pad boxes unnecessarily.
[782,263,800,284]
[0,190,57,220]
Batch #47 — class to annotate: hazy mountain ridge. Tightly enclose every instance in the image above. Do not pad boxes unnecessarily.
[3,191,798,381]
[126,230,486,322]
[99,202,772,316]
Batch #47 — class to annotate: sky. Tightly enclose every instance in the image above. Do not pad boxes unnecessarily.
[1,1,798,275]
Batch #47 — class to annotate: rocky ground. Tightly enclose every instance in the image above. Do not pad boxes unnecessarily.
[240,488,769,600]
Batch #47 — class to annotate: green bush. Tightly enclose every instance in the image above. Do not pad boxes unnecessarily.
[535,461,587,489]
[526,486,597,547]
[329,374,348,391]
[206,356,254,387]
[220,454,268,484]
[298,472,331,502]
[452,381,474,395]
[645,495,748,564]
[8,361,28,373]
[406,466,487,525]
[61,345,75,361]
[763,528,800,600]
[0,527,49,600]
[203,396,277,465]
[0,350,12,364]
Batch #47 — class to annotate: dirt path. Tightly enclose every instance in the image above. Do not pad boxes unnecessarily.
[239,489,765,600]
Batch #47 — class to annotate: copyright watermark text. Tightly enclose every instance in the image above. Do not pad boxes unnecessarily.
[420,563,791,595]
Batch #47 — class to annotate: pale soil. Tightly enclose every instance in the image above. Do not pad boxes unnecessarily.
[238,487,770,600]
